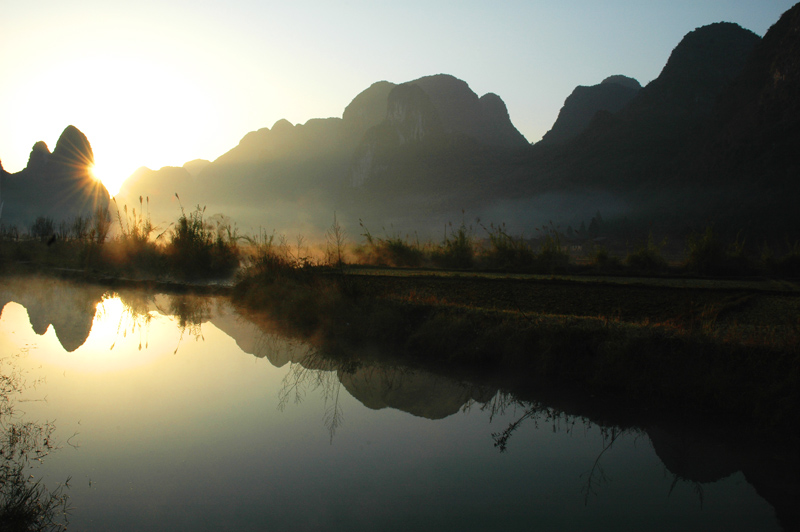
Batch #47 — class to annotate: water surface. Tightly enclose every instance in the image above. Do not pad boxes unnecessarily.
[0,276,791,531]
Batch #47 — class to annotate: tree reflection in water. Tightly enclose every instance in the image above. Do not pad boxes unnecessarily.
[486,392,711,509]
[278,348,350,444]
[0,354,70,531]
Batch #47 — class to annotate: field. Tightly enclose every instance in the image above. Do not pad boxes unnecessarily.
[346,267,800,328]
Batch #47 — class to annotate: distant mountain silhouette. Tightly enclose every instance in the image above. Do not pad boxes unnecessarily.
[0,125,110,227]
[108,4,800,240]
[683,3,800,232]
[182,159,211,177]
[112,74,527,233]
[494,21,764,234]
[538,75,641,146]
[350,74,527,186]
[534,22,760,191]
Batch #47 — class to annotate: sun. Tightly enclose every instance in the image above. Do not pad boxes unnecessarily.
[90,161,126,197]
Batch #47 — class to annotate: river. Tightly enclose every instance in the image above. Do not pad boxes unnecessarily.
[0,275,794,531]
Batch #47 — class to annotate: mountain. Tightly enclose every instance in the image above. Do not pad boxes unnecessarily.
[491,21,763,234]
[685,3,800,231]
[0,125,110,227]
[538,75,641,145]
[108,4,800,241]
[112,74,527,234]
[563,22,760,190]
[182,159,211,177]
[338,74,530,232]
[350,74,528,187]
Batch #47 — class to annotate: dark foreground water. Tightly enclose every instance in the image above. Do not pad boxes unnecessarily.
[0,276,795,531]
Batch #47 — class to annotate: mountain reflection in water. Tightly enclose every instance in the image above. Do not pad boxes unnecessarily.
[0,275,795,531]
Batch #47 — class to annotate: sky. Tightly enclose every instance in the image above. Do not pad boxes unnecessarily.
[1,0,795,195]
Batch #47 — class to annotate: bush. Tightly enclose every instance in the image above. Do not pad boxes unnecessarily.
[591,246,622,271]
[167,204,240,278]
[773,241,800,278]
[685,227,753,276]
[240,230,305,284]
[431,221,474,269]
[354,221,425,268]
[480,223,536,271]
[30,217,54,242]
[97,197,164,274]
[625,232,667,272]
[535,225,570,272]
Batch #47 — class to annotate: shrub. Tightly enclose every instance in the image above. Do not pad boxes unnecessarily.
[99,197,164,274]
[241,230,304,283]
[30,217,54,242]
[480,222,536,271]
[535,224,570,272]
[325,214,348,270]
[591,246,622,271]
[774,241,800,278]
[431,221,474,269]
[167,203,240,278]
[354,221,425,268]
[625,232,667,272]
[685,227,753,276]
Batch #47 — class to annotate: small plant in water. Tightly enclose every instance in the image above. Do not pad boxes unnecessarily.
[1,355,71,530]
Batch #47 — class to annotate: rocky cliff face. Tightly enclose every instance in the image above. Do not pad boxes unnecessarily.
[349,74,527,187]
[675,3,800,232]
[538,75,641,146]
[406,74,528,147]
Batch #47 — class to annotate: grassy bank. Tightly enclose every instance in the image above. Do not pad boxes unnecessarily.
[1,201,239,280]
[6,208,800,281]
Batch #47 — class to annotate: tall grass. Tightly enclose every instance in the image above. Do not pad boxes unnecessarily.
[479,222,536,271]
[166,199,240,279]
[92,196,165,274]
[534,223,570,272]
[354,221,425,268]
[431,221,474,269]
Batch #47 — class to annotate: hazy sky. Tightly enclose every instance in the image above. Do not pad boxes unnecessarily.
[1,0,794,194]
